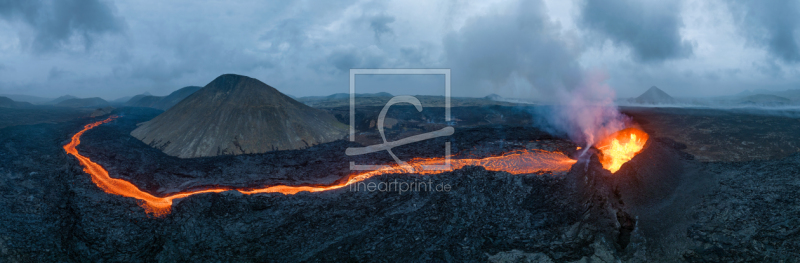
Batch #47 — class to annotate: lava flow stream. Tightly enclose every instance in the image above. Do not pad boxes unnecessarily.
[64,116,577,217]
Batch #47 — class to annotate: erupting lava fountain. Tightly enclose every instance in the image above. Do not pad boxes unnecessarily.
[595,127,649,173]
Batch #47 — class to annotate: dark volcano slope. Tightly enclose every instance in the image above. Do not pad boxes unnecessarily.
[131,74,347,158]
[586,134,800,261]
[611,137,694,207]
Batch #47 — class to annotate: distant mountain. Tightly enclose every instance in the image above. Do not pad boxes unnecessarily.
[734,89,769,97]
[772,89,800,101]
[0,96,33,108]
[125,92,153,106]
[484,94,502,100]
[0,96,13,107]
[127,96,163,108]
[300,92,394,100]
[131,74,347,158]
[737,94,790,106]
[112,95,134,104]
[153,86,201,110]
[0,94,53,104]
[55,97,110,108]
[50,95,79,105]
[731,89,800,101]
[124,92,154,106]
[633,86,678,104]
[124,87,200,110]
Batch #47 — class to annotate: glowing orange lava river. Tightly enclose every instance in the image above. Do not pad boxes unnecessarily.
[64,117,578,217]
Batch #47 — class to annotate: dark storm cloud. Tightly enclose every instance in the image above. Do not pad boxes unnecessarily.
[117,29,273,84]
[399,46,428,66]
[444,0,582,95]
[0,0,125,53]
[47,66,69,80]
[369,14,395,42]
[726,0,800,63]
[259,19,309,48]
[327,50,360,72]
[578,0,693,62]
[3,0,799,100]
[326,47,386,73]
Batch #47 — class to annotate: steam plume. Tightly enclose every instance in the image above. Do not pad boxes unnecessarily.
[533,71,630,148]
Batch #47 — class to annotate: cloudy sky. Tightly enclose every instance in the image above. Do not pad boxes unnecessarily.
[0,0,798,100]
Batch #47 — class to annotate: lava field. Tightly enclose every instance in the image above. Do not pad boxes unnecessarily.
[0,106,799,262]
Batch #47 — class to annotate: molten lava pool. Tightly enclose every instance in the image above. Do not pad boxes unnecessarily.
[64,117,578,217]
[596,127,649,173]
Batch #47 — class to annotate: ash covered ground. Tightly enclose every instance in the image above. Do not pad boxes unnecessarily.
[0,106,799,262]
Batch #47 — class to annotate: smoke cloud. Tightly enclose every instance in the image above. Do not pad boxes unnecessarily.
[443,0,582,99]
[578,0,693,62]
[444,0,630,146]
[534,72,631,147]
[0,0,126,53]
[726,0,800,63]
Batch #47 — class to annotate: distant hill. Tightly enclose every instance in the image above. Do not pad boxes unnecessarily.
[153,86,201,110]
[0,96,13,107]
[125,87,200,110]
[732,89,800,101]
[0,94,53,104]
[50,95,79,105]
[734,89,771,97]
[55,97,110,108]
[127,95,163,108]
[131,74,347,158]
[737,94,791,106]
[0,96,35,108]
[484,94,503,100]
[300,92,394,101]
[633,86,678,104]
[112,95,134,104]
[124,92,153,105]
[772,89,800,101]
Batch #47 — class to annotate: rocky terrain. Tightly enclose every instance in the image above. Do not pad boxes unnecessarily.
[0,106,798,261]
[624,107,800,162]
